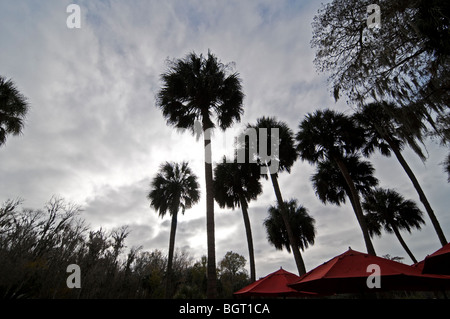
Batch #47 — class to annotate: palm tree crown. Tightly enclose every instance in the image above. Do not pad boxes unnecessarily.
[264,199,316,253]
[148,161,200,217]
[353,102,427,160]
[0,76,29,147]
[362,187,425,263]
[213,156,262,210]
[363,188,425,235]
[311,155,378,207]
[157,51,244,133]
[296,109,366,164]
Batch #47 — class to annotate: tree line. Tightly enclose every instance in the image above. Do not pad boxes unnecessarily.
[0,197,249,298]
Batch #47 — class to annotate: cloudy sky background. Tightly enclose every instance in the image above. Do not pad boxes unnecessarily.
[0,0,449,279]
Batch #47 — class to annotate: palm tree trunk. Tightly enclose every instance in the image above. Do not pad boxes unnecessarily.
[334,157,377,256]
[239,195,256,282]
[165,210,178,298]
[387,139,447,246]
[203,125,217,299]
[269,173,307,275]
[391,225,418,264]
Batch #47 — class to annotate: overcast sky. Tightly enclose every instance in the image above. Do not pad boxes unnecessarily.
[1,0,449,279]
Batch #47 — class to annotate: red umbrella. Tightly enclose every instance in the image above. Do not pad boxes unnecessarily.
[234,268,316,298]
[421,243,450,275]
[289,248,450,295]
[411,259,424,273]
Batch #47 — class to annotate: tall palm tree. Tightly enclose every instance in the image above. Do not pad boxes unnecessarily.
[362,188,425,263]
[156,51,244,298]
[354,101,447,246]
[247,117,307,274]
[148,161,200,298]
[311,155,379,214]
[263,199,316,273]
[213,156,262,282]
[0,76,29,147]
[296,109,376,256]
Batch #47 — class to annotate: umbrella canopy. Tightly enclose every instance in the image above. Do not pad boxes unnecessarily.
[234,268,315,298]
[289,248,450,295]
[421,243,450,275]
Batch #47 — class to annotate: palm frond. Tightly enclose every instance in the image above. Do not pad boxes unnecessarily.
[0,76,30,147]
[148,161,200,218]
[362,187,425,234]
[263,199,316,253]
[156,51,244,135]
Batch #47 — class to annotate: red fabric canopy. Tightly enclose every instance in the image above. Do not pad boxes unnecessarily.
[234,268,315,297]
[289,248,450,295]
[428,243,450,257]
[421,243,450,275]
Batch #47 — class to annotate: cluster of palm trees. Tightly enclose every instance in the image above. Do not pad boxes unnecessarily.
[149,51,448,299]
[296,108,440,259]
[1,53,445,300]
[0,52,447,300]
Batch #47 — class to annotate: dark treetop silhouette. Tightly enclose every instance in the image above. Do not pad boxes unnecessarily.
[264,199,316,275]
[0,76,29,147]
[363,187,425,264]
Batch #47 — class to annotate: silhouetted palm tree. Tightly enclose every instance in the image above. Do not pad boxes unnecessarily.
[148,161,200,298]
[311,155,378,215]
[264,199,316,272]
[296,109,376,255]
[354,101,447,246]
[156,51,244,298]
[0,76,29,147]
[362,188,425,263]
[247,117,307,274]
[213,156,262,282]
